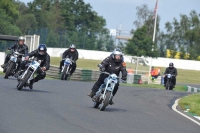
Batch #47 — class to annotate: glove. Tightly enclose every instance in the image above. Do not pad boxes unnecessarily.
[100,67,105,72]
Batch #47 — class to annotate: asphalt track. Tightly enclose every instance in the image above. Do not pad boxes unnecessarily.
[0,76,199,133]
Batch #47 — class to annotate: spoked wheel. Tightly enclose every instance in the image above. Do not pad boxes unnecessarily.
[61,66,68,80]
[166,81,169,90]
[17,71,31,90]
[99,91,111,111]
[4,62,14,79]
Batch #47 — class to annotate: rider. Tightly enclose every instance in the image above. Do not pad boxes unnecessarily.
[164,62,178,88]
[1,36,28,72]
[21,44,50,89]
[59,44,79,75]
[88,49,127,104]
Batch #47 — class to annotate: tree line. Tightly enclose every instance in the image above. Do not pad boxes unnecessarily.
[125,4,200,60]
[1,1,200,60]
[0,0,115,51]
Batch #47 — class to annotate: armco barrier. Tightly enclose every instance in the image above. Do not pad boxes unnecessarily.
[47,65,100,81]
[187,86,200,93]
[47,65,159,84]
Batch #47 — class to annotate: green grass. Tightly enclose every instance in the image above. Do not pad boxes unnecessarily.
[179,94,200,116]
[51,57,200,84]
[0,71,3,75]
[121,83,186,92]
[51,57,152,71]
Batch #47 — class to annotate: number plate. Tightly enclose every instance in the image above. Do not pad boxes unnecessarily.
[31,61,40,69]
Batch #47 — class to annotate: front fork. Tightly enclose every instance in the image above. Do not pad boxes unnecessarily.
[102,82,115,101]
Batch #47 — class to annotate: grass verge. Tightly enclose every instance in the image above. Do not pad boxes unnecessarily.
[121,83,186,92]
[179,93,200,116]
[51,57,200,84]
[0,71,4,75]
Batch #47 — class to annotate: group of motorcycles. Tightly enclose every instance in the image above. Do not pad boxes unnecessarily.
[3,50,175,111]
[2,49,42,90]
[2,51,117,111]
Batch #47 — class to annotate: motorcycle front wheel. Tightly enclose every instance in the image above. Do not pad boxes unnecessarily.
[61,66,69,80]
[100,91,111,111]
[4,62,14,79]
[17,71,32,90]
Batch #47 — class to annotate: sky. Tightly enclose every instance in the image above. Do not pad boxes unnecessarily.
[21,0,200,33]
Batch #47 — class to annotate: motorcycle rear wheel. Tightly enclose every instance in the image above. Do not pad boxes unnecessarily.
[93,102,100,108]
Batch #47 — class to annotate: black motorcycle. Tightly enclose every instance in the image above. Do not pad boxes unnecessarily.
[3,50,24,79]
[165,74,175,90]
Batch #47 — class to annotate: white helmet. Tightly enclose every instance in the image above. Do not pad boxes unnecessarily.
[111,48,123,62]
[18,36,25,41]
[70,44,76,49]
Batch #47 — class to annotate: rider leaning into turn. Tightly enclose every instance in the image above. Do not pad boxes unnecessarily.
[59,44,79,75]
[1,36,28,71]
[88,49,127,104]
[21,44,50,89]
[164,62,178,88]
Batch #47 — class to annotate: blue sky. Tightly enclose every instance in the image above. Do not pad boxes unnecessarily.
[21,0,200,32]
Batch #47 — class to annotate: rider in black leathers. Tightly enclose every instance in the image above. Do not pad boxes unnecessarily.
[21,44,50,89]
[59,44,78,75]
[164,62,178,88]
[88,49,127,104]
[1,36,28,72]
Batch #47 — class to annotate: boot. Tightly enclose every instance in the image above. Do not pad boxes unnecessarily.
[29,79,34,89]
[1,64,5,68]
[87,91,95,98]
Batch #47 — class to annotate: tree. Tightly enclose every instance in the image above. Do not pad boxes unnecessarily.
[125,26,158,57]
[0,9,21,35]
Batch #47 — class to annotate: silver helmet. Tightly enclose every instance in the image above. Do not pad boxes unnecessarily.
[18,36,25,41]
[111,48,123,62]
[70,44,76,49]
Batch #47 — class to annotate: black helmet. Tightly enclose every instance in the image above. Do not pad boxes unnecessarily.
[169,62,174,68]
[70,44,76,49]
[38,44,47,55]
[111,48,123,62]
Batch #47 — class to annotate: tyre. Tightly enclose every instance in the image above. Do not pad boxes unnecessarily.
[100,91,111,111]
[61,66,67,80]
[17,71,32,90]
[4,62,14,79]
[93,102,100,108]
[65,74,69,80]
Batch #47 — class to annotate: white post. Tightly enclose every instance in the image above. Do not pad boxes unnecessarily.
[152,0,158,48]
[136,58,139,74]
[148,57,152,84]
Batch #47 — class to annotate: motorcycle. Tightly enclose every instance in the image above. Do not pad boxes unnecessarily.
[93,71,119,111]
[17,59,41,90]
[61,58,73,80]
[4,50,24,79]
[165,74,175,90]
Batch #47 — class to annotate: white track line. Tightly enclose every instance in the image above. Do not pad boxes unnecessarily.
[172,98,200,126]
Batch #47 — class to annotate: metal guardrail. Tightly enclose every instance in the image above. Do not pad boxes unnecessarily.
[47,65,161,84]
[46,65,100,81]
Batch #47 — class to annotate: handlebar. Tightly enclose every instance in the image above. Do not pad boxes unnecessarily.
[62,58,75,63]
[100,71,110,75]
[165,74,175,76]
